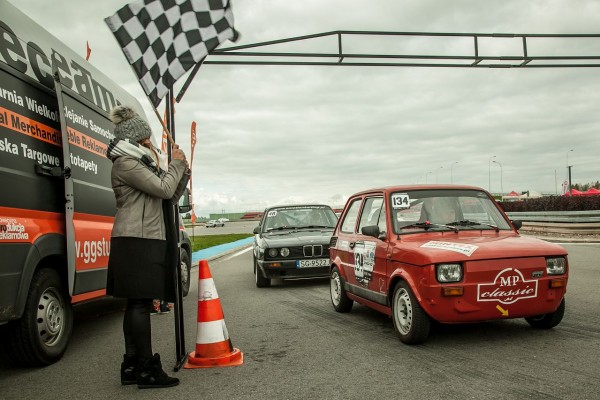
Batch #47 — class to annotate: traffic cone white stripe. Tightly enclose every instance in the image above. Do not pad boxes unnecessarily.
[198,278,219,300]
[195,319,230,344]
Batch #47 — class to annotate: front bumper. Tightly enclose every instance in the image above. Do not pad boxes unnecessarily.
[257,259,329,280]
[419,280,567,323]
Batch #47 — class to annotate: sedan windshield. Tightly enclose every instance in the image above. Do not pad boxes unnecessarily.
[390,189,512,234]
[263,206,338,232]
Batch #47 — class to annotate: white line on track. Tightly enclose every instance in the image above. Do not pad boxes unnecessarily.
[221,246,253,261]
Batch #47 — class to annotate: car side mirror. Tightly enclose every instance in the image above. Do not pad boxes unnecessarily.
[178,188,192,214]
[361,225,381,239]
[253,226,261,234]
[511,220,523,230]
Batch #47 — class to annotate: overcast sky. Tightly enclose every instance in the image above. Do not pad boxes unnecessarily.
[14,0,600,215]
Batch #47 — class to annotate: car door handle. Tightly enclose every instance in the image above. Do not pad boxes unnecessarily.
[349,242,355,249]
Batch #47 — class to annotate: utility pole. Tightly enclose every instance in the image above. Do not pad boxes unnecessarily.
[568,166,573,194]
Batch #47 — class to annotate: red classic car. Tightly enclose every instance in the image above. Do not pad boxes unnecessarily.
[329,185,568,344]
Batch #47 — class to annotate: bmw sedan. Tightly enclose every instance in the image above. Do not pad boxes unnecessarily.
[253,204,338,287]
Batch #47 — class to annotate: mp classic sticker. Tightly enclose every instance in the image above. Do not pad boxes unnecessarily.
[354,241,376,286]
[477,268,538,305]
[421,241,478,256]
[391,193,410,209]
[267,210,277,217]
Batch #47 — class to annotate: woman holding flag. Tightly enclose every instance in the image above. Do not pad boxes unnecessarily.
[105,105,190,389]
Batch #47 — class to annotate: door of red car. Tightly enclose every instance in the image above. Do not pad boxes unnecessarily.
[337,198,362,282]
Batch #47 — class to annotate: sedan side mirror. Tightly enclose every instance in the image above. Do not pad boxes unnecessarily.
[511,220,523,230]
[253,226,261,234]
[178,188,192,214]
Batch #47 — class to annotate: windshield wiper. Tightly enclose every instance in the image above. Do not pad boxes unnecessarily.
[447,220,499,232]
[299,225,334,229]
[265,226,297,232]
[401,221,458,233]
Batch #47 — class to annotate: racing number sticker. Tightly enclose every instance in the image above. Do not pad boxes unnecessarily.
[391,194,410,209]
[267,210,277,217]
[353,241,376,286]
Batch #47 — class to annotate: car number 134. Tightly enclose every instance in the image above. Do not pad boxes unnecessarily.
[297,259,329,268]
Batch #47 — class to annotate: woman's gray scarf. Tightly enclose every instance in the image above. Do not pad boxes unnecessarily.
[106,139,164,177]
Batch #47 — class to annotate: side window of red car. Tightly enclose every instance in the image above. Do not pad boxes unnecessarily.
[340,199,362,233]
[358,197,383,232]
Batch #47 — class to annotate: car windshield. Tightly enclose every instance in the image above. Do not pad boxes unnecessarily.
[263,206,338,232]
[390,189,512,234]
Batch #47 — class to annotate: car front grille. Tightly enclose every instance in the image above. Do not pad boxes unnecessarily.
[265,245,330,260]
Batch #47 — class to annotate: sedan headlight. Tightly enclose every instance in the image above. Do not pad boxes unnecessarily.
[280,247,290,257]
[268,248,278,258]
[546,257,566,275]
[436,263,463,283]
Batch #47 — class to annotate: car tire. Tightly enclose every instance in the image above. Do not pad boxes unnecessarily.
[392,281,431,344]
[3,268,73,366]
[330,266,353,312]
[180,248,191,298]
[525,298,565,329]
[254,257,271,288]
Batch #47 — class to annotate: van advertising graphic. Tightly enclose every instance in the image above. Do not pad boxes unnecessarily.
[0,5,137,115]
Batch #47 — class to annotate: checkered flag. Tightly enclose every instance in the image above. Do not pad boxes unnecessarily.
[105,0,238,107]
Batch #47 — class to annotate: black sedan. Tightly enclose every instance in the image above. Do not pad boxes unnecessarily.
[252,204,338,287]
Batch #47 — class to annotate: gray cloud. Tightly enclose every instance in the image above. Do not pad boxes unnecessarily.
[14,0,600,214]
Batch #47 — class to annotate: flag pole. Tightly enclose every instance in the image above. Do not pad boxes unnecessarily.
[148,99,176,146]
[166,88,188,371]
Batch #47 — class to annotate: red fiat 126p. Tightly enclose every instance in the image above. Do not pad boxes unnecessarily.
[329,185,568,344]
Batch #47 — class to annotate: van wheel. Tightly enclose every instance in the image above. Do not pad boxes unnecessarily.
[4,268,73,366]
[180,248,191,298]
[392,281,430,344]
[330,266,353,312]
[254,257,271,288]
[525,298,565,329]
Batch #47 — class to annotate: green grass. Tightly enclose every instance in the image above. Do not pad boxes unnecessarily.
[190,234,253,252]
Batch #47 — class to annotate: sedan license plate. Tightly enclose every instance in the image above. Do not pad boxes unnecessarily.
[297,258,329,268]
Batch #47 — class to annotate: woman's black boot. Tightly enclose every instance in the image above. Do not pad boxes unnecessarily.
[137,353,180,389]
[120,355,137,385]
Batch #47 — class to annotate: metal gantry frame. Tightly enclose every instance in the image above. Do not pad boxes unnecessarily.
[177,30,600,101]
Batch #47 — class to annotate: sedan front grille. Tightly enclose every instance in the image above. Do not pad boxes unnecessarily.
[303,245,323,257]
[265,245,330,260]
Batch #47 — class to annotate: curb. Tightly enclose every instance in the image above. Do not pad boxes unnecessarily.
[191,237,253,267]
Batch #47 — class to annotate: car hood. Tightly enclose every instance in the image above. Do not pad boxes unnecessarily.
[261,230,333,246]
[391,232,568,265]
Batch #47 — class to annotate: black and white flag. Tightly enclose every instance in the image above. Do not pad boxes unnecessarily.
[105,0,238,107]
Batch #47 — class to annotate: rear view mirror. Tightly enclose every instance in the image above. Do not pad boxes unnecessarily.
[178,188,192,214]
[511,220,523,230]
[253,226,261,234]
[361,225,380,238]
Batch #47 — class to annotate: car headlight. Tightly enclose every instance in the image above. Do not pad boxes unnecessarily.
[280,247,290,257]
[546,257,566,275]
[268,248,278,258]
[436,263,463,283]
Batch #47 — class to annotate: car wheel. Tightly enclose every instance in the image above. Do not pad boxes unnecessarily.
[3,268,73,366]
[330,266,353,312]
[254,257,271,288]
[525,298,565,329]
[180,248,191,298]
[392,281,430,344]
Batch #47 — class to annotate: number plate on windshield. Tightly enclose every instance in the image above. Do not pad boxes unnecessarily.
[297,259,329,268]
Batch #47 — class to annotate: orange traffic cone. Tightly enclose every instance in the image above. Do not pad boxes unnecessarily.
[184,259,243,368]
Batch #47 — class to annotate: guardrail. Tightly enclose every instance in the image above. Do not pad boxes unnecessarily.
[506,211,600,235]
